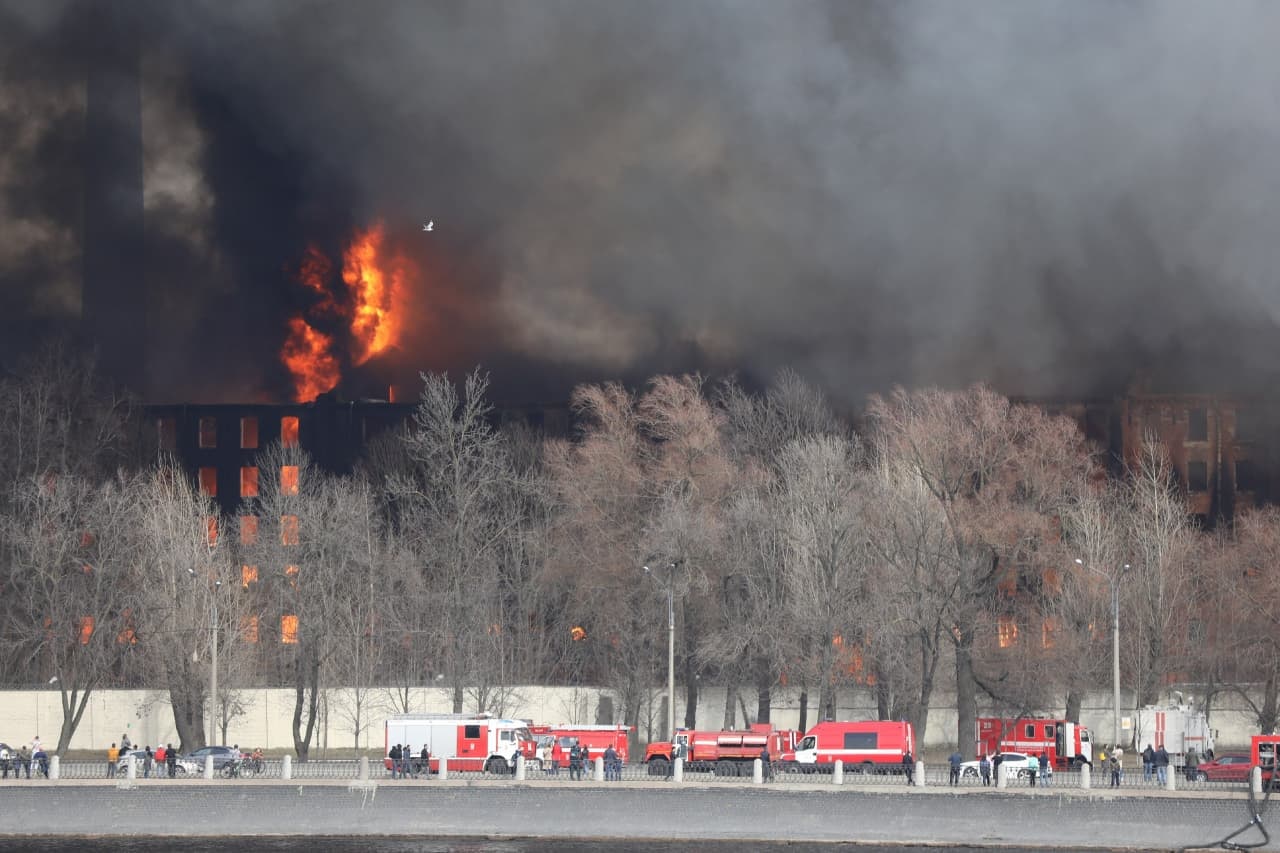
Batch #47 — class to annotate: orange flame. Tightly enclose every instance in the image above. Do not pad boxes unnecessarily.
[342,221,407,365]
[281,316,340,402]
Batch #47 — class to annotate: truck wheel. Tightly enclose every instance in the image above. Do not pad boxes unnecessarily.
[648,759,669,777]
[485,757,508,775]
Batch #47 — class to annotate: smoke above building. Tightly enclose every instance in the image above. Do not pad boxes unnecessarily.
[2,0,1280,404]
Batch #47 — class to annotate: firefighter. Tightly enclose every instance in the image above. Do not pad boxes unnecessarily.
[568,742,581,781]
[760,745,774,783]
[901,751,914,785]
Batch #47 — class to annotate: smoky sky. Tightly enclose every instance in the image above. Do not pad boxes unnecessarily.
[2,0,1280,404]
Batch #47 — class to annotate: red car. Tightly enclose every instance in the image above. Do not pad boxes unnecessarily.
[1194,753,1253,782]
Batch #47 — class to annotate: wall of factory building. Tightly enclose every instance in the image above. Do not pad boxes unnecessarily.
[10,684,1270,753]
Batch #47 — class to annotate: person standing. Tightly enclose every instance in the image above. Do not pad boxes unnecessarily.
[992,752,1003,784]
[1155,745,1169,786]
[1026,753,1039,787]
[0,744,10,780]
[569,743,582,781]
[120,733,132,753]
[389,744,402,779]
[420,745,430,779]
[759,745,773,783]
[1185,747,1200,783]
[144,746,153,779]
[1040,752,1052,787]
[980,754,991,786]
[663,740,680,781]
[948,751,963,786]
[549,739,562,776]
[1142,744,1155,782]
[107,743,119,778]
[902,751,914,785]
[1109,753,1121,787]
[165,744,177,778]
[17,745,31,779]
[604,745,620,781]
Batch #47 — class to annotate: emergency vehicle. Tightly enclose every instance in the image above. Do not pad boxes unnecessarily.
[530,724,632,770]
[1252,734,1280,788]
[644,723,801,776]
[384,714,535,774]
[1134,705,1215,769]
[975,717,1092,769]
[781,720,915,773]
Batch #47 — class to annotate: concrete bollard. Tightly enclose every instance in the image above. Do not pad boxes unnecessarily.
[1165,767,1175,792]
[281,754,292,780]
[997,764,1007,789]
[126,756,137,781]
[1251,766,1262,795]
[593,756,604,782]
[753,758,763,784]
[515,755,526,781]
[833,760,843,785]
[1080,763,1090,789]
[914,760,925,788]
[359,756,369,781]
[49,755,59,781]
[438,757,448,781]
[204,755,215,779]
[673,757,684,783]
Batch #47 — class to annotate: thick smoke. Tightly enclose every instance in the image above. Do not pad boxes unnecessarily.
[2,0,1280,403]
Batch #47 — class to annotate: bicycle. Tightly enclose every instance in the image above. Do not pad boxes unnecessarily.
[220,759,242,779]
[240,756,264,777]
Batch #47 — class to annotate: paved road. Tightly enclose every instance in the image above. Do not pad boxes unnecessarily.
[0,781,1276,850]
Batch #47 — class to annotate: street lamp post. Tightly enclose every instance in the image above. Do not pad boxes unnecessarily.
[1076,558,1130,750]
[644,561,677,741]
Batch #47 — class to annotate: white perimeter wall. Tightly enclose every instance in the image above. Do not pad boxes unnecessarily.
[10,685,1268,753]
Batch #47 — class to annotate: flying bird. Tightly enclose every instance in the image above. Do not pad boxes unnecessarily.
[422,221,434,232]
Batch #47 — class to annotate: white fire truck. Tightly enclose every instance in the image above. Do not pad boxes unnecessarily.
[1134,705,1215,769]
[384,713,535,774]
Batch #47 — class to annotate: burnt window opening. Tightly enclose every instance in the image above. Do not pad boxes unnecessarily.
[240,417,259,450]
[240,467,259,498]
[198,467,217,497]
[1187,408,1208,441]
[198,416,217,449]
[157,418,177,452]
[1187,460,1208,492]
[1236,459,1265,493]
[1235,408,1265,443]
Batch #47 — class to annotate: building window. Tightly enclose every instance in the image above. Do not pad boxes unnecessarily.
[241,564,258,588]
[281,614,299,644]
[240,466,259,498]
[206,517,219,546]
[1187,460,1208,492]
[198,467,217,497]
[998,616,1018,648]
[281,515,299,546]
[241,615,259,644]
[1187,408,1208,441]
[285,563,299,590]
[1235,408,1264,443]
[281,465,299,495]
[1236,459,1265,493]
[1041,617,1059,649]
[240,515,258,546]
[199,416,217,449]
[240,417,259,449]
[281,416,299,448]
[157,418,177,452]
[78,615,95,645]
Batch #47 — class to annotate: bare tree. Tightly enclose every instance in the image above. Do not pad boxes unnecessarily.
[127,460,235,751]
[0,472,136,754]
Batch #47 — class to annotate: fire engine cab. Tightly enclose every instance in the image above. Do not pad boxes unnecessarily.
[975,717,1092,769]
[782,720,915,773]
[384,714,534,774]
[1252,734,1280,788]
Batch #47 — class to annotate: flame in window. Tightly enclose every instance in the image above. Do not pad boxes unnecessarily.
[281,614,299,644]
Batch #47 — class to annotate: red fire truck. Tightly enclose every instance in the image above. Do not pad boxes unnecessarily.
[530,724,632,770]
[975,716,1092,769]
[780,720,915,773]
[1252,734,1280,788]
[384,714,535,774]
[644,723,801,776]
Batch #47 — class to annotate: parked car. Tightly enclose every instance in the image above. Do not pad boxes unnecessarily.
[116,748,198,776]
[960,751,1035,781]
[1194,753,1254,783]
[181,746,242,773]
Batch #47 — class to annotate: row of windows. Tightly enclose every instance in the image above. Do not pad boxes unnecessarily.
[1184,459,1267,493]
[158,416,301,452]
[199,466,299,498]
[72,613,299,646]
[206,515,299,547]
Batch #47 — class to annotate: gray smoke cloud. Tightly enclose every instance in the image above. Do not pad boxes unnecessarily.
[3,0,1280,403]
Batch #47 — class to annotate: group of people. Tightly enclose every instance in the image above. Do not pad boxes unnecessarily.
[105,734,181,778]
[1138,742,1197,784]
[387,743,430,779]
[0,737,48,779]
